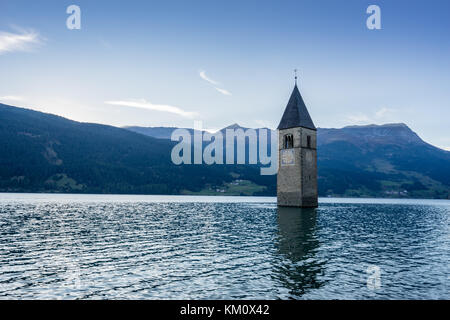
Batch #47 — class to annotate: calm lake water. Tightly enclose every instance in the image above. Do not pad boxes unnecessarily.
[0,193,448,299]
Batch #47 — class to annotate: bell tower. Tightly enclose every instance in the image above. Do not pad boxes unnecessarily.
[277,76,318,207]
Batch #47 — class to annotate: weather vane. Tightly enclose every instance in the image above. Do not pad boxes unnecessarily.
[294,69,298,85]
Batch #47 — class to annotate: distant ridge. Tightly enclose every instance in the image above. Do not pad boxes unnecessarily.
[0,103,449,198]
[128,122,441,150]
[343,123,409,129]
[126,121,450,199]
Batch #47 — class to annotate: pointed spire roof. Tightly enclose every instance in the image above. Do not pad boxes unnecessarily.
[277,84,316,130]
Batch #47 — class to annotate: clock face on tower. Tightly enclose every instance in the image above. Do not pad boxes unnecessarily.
[281,149,295,166]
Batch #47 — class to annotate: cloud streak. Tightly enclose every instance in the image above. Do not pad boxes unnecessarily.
[0,95,24,102]
[347,113,371,123]
[105,99,198,119]
[347,107,397,124]
[0,30,42,54]
[375,107,394,119]
[199,70,219,85]
[214,87,232,96]
[199,70,232,96]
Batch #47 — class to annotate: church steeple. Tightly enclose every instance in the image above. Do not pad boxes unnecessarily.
[277,84,316,130]
[277,76,318,208]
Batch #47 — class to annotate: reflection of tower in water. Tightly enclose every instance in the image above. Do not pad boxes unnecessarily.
[275,206,325,298]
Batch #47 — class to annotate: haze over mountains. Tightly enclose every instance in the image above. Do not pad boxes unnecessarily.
[1,103,449,199]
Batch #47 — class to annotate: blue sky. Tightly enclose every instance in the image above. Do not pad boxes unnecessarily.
[1,0,449,150]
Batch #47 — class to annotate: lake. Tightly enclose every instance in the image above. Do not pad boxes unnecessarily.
[0,193,448,299]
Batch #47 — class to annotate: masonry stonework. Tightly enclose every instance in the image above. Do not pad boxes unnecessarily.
[277,84,318,208]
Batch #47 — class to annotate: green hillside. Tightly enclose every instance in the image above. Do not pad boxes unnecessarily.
[1,104,449,198]
[0,104,265,195]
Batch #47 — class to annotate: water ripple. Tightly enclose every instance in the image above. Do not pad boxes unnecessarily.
[0,195,448,299]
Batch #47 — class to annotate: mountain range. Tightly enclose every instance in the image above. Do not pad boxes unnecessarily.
[1,103,449,199]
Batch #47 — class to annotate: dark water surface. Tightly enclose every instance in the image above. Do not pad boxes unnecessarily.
[0,194,448,299]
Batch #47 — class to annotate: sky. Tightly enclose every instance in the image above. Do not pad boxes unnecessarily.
[0,0,449,150]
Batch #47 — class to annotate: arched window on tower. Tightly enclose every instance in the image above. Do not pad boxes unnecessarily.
[284,134,293,149]
[307,135,311,148]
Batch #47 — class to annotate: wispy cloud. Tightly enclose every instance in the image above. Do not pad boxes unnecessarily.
[254,119,275,129]
[105,99,198,119]
[347,107,397,124]
[199,70,219,85]
[347,113,371,123]
[0,29,43,55]
[375,107,395,119]
[214,87,232,96]
[0,95,24,102]
[199,70,232,96]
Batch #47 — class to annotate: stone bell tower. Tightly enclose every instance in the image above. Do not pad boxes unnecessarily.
[277,76,318,207]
